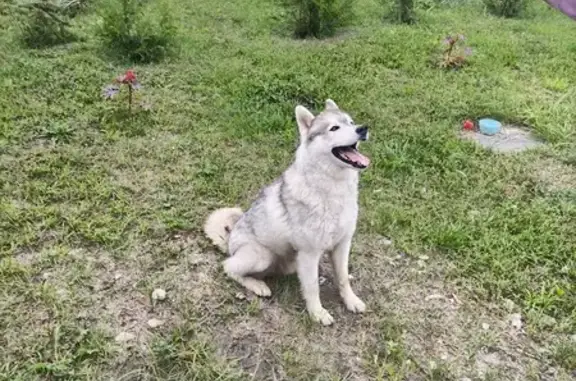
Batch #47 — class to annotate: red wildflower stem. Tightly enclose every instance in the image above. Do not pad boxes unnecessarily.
[128,84,132,115]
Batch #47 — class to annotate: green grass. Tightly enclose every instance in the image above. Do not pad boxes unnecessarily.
[1,0,576,378]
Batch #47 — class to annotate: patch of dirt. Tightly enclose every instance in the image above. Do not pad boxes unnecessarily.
[534,158,576,192]
[13,249,37,266]
[8,235,223,363]
[32,249,163,348]
[205,233,574,380]
[10,230,572,380]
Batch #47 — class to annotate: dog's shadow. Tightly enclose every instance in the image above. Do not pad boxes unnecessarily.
[268,263,342,310]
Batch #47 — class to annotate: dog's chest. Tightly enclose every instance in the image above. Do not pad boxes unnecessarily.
[325,197,356,235]
[306,187,358,249]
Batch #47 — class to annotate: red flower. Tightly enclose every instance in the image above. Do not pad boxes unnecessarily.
[124,70,136,82]
[462,119,475,131]
[115,70,137,84]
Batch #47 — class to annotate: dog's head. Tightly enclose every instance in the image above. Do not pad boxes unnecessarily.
[295,99,370,170]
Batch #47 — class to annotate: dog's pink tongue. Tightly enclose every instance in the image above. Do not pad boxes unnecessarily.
[344,150,370,167]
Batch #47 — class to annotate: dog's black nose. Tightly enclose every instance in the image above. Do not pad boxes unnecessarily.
[355,126,369,141]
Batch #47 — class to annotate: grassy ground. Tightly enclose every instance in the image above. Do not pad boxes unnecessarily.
[1,0,576,379]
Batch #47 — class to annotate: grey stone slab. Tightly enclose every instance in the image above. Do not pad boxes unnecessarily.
[460,125,544,153]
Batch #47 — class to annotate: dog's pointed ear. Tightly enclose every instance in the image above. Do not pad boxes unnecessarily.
[325,99,339,111]
[295,105,314,137]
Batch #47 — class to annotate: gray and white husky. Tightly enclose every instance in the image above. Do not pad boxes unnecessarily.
[204,99,370,325]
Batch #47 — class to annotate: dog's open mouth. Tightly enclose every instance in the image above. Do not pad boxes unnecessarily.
[331,142,370,169]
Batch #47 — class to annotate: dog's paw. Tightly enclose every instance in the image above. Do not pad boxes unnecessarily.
[244,279,272,297]
[344,294,366,313]
[310,308,334,326]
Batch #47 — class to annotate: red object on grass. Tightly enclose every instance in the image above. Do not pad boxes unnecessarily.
[463,119,475,131]
[124,70,136,82]
[116,70,137,84]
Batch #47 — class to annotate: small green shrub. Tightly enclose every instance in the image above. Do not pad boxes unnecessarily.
[285,0,355,39]
[380,0,415,25]
[396,0,415,23]
[97,0,177,63]
[16,0,78,48]
[60,0,92,17]
[483,0,527,17]
[438,34,473,69]
[551,340,576,372]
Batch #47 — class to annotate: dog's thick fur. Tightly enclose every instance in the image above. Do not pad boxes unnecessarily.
[204,99,370,325]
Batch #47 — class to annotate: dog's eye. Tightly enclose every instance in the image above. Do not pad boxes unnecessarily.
[329,126,340,132]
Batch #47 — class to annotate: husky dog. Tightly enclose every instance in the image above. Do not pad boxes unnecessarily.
[204,99,370,325]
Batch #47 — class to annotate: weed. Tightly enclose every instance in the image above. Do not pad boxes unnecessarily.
[40,123,75,143]
[483,0,527,17]
[524,284,568,317]
[60,0,92,17]
[284,0,355,38]
[15,0,78,48]
[426,360,455,381]
[102,69,143,115]
[551,340,576,371]
[396,0,416,24]
[368,316,416,380]
[439,34,472,69]
[148,326,245,380]
[381,0,416,24]
[97,0,177,62]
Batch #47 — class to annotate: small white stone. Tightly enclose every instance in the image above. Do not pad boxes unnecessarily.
[419,255,429,261]
[235,292,246,300]
[77,310,88,318]
[152,288,166,301]
[147,318,164,328]
[348,274,354,280]
[115,332,135,343]
[508,313,523,330]
[482,323,490,331]
[380,238,393,246]
[318,276,327,285]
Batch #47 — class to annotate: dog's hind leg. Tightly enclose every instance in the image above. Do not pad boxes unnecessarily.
[223,244,274,297]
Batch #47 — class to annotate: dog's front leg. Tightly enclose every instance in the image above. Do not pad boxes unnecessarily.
[331,237,366,313]
[297,252,334,326]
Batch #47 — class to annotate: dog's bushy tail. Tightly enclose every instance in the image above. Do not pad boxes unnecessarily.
[203,207,243,253]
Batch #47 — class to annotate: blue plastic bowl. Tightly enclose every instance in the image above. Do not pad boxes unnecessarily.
[479,118,502,136]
